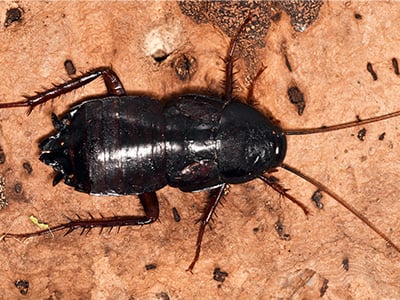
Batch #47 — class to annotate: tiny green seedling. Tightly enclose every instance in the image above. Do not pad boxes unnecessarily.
[29,215,49,229]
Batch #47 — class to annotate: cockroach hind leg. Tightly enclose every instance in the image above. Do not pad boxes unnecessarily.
[0,67,127,114]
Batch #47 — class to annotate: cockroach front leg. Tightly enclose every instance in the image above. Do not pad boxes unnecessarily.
[0,67,126,114]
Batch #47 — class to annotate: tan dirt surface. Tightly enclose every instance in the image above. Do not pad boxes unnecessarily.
[0,1,400,299]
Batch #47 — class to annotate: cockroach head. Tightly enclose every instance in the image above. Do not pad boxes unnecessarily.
[39,113,74,187]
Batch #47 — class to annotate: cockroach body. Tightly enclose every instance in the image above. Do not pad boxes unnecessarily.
[1,17,400,272]
[50,93,284,196]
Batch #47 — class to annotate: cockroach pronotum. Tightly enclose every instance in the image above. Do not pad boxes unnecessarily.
[1,17,400,272]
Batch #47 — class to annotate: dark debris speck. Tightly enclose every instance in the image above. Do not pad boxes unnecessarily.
[274,219,291,240]
[287,86,305,115]
[15,280,29,295]
[14,182,22,193]
[392,58,399,75]
[213,267,228,282]
[5,7,23,27]
[342,257,349,271]
[320,278,329,297]
[172,53,198,81]
[357,128,367,141]
[172,207,181,222]
[145,263,157,270]
[284,54,292,72]
[367,62,378,81]
[64,59,76,76]
[0,146,5,164]
[311,189,323,209]
[23,162,33,174]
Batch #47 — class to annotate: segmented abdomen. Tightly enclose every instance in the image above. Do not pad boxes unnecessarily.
[70,96,167,195]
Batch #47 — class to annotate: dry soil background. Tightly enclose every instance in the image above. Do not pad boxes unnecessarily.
[0,1,400,299]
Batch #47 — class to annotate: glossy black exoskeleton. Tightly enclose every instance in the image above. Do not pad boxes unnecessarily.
[42,92,284,200]
[1,17,400,271]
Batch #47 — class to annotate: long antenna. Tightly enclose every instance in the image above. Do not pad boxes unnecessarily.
[280,163,400,253]
[284,110,400,135]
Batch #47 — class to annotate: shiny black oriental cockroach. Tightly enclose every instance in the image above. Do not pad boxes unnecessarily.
[1,19,400,272]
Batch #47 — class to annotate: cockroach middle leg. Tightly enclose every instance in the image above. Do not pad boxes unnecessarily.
[2,192,159,240]
[187,184,226,272]
[0,67,126,114]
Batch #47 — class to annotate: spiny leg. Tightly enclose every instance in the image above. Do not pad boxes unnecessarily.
[246,65,268,106]
[258,175,311,216]
[187,183,226,272]
[223,16,253,104]
[0,67,126,114]
[2,192,159,240]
